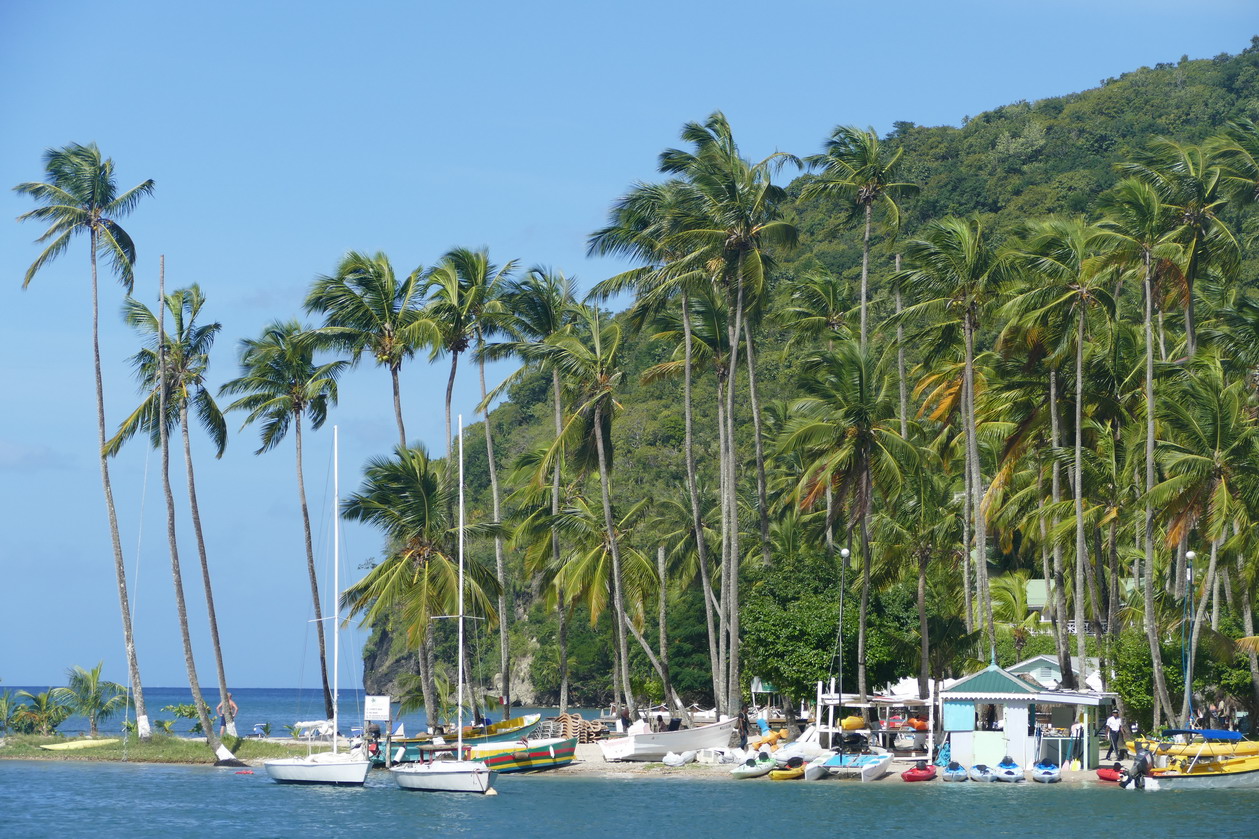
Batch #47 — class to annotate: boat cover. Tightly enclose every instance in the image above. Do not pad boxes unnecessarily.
[1160,728,1242,741]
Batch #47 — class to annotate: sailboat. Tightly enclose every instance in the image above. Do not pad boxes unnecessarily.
[264,427,371,786]
[391,419,497,795]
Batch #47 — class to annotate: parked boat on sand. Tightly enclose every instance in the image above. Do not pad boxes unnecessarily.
[598,718,737,762]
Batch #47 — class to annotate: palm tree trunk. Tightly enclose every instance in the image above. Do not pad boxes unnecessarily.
[91,233,150,739]
[743,320,772,567]
[961,434,973,635]
[444,352,459,458]
[1240,554,1259,712]
[725,265,746,715]
[391,364,407,447]
[592,402,633,712]
[156,262,219,752]
[478,357,511,713]
[917,551,930,701]
[1143,254,1175,724]
[681,292,722,708]
[860,202,871,349]
[552,370,570,713]
[895,255,908,438]
[657,545,670,695]
[294,413,334,719]
[181,403,233,737]
[964,315,995,660]
[714,376,730,711]
[857,494,872,705]
[1048,371,1075,688]
[1073,311,1090,686]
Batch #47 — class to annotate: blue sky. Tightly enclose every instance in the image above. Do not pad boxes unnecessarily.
[1,0,1254,690]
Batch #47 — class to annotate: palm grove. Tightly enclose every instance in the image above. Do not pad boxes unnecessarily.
[13,43,1259,742]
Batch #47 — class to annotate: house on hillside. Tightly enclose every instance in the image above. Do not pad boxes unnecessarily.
[1009,654,1104,692]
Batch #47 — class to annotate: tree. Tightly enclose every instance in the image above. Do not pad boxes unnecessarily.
[305,250,433,448]
[12,690,70,736]
[107,282,234,737]
[220,321,347,719]
[14,143,156,738]
[51,662,128,738]
[803,125,918,348]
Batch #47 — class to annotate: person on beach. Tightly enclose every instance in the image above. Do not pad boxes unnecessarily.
[737,705,750,750]
[1104,708,1123,760]
[217,693,238,736]
[619,707,632,733]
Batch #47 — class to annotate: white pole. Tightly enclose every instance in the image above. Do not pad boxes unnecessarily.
[332,425,340,754]
[457,417,466,757]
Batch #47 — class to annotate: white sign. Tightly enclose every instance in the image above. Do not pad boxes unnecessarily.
[364,695,391,721]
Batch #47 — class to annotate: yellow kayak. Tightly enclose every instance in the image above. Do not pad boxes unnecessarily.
[40,739,120,751]
[769,765,804,780]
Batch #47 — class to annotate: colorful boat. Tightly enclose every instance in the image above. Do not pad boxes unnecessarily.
[466,736,576,773]
[1123,730,1259,790]
[769,756,805,780]
[901,761,937,782]
[377,714,542,765]
[1096,764,1124,783]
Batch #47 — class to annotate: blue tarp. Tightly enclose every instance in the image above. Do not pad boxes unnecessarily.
[1160,728,1243,741]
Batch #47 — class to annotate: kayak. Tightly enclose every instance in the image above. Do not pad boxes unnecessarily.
[39,739,120,751]
[1031,761,1061,783]
[901,762,937,782]
[731,753,774,779]
[969,764,995,782]
[994,757,1025,782]
[770,755,806,780]
[942,761,969,782]
[1097,765,1124,783]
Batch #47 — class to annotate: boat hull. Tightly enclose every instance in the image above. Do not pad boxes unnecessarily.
[263,754,371,786]
[598,718,736,762]
[731,757,774,778]
[1146,757,1259,790]
[381,715,542,764]
[823,752,892,782]
[467,736,576,773]
[390,760,496,793]
[968,766,995,782]
[39,739,119,751]
[901,765,937,782]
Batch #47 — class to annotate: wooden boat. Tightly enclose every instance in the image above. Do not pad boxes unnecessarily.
[598,717,737,762]
[941,761,969,782]
[731,752,775,778]
[466,736,576,773]
[994,756,1025,782]
[39,739,119,750]
[1031,761,1061,783]
[900,761,937,782]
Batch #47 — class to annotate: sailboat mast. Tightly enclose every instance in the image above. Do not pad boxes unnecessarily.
[332,425,340,754]
[457,416,465,754]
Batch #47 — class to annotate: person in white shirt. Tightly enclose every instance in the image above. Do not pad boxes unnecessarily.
[1104,708,1124,760]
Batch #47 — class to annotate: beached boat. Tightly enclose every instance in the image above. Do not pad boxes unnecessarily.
[969,764,995,782]
[598,717,737,762]
[466,736,576,773]
[901,761,937,782]
[769,756,805,780]
[380,714,541,764]
[389,424,495,795]
[1096,764,1124,783]
[1031,760,1061,783]
[994,756,1024,782]
[39,739,119,750]
[264,429,370,787]
[941,761,969,782]
[731,752,775,779]
[1131,730,1259,791]
[822,751,892,782]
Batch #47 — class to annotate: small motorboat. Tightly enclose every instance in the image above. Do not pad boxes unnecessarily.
[1031,760,1061,783]
[769,755,806,780]
[901,760,937,782]
[941,761,969,782]
[969,764,995,782]
[994,756,1025,782]
[731,752,774,779]
[1096,762,1125,783]
[661,750,697,766]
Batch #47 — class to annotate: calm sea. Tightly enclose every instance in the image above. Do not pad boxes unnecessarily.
[8,686,602,737]
[2,761,1257,839]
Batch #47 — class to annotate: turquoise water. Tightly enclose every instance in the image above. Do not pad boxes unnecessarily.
[3,760,1258,839]
[10,686,602,737]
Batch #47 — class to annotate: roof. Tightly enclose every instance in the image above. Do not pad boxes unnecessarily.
[942,665,1040,698]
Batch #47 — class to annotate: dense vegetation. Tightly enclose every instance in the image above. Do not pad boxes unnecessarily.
[14,38,1259,740]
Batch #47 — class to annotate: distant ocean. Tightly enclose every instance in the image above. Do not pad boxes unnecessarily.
[8,685,601,737]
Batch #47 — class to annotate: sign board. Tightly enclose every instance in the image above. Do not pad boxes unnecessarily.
[364,695,391,721]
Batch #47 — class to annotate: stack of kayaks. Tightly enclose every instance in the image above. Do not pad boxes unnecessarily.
[731,752,775,779]
[769,755,806,780]
[1031,760,1061,783]
[994,756,1025,782]
[941,761,969,782]
[969,764,995,782]
[901,760,937,782]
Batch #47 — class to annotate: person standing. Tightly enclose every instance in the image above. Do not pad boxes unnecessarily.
[1104,708,1123,760]
[737,704,750,750]
[216,692,238,737]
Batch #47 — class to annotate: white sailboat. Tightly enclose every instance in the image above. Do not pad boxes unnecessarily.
[265,427,371,786]
[391,419,497,795]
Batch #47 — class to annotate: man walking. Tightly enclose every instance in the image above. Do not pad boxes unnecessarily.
[1104,708,1123,761]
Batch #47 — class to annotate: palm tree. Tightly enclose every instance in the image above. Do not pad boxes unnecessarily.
[780,340,913,703]
[1098,178,1180,722]
[899,216,1005,661]
[803,125,918,348]
[13,690,70,736]
[220,321,347,719]
[340,444,500,720]
[107,282,234,735]
[14,143,156,738]
[50,662,127,738]
[305,250,433,448]
[659,112,799,712]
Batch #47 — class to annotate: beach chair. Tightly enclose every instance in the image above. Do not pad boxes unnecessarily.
[251,723,267,738]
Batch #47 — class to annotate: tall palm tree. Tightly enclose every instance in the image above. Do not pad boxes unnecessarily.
[51,662,128,738]
[107,279,233,738]
[220,321,347,719]
[1098,178,1181,722]
[780,340,913,703]
[305,250,433,448]
[659,112,799,712]
[803,125,918,348]
[899,216,1005,661]
[14,143,156,738]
